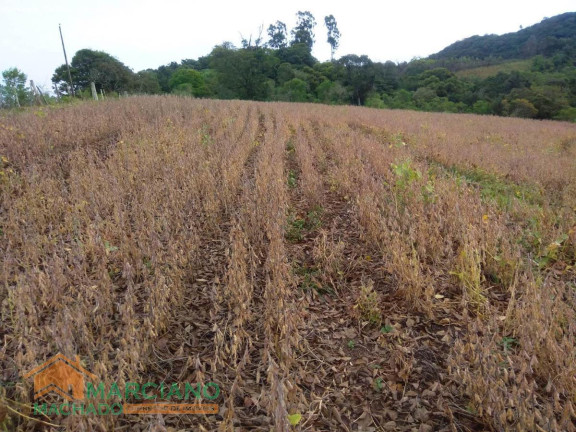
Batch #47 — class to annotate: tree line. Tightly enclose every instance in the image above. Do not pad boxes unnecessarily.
[2,11,575,121]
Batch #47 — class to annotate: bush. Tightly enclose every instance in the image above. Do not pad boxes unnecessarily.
[365,92,385,108]
[554,106,576,122]
[506,98,538,118]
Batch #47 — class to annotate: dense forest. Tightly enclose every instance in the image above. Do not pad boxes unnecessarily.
[431,12,576,60]
[2,11,576,120]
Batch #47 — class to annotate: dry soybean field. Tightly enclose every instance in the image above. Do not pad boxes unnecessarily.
[1,96,576,431]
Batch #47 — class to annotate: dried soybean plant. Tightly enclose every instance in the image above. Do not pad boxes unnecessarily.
[1,96,575,431]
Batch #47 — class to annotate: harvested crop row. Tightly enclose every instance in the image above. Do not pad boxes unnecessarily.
[0,96,574,431]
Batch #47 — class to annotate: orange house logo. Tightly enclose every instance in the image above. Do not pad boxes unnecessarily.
[23,354,220,417]
[23,353,96,402]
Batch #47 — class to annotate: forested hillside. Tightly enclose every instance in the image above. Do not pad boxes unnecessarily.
[2,11,575,120]
[431,12,576,60]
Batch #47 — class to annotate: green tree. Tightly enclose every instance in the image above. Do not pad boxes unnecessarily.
[52,49,135,95]
[413,87,437,108]
[554,106,576,122]
[0,68,31,108]
[471,100,493,114]
[277,43,316,67]
[155,62,180,93]
[134,70,161,94]
[298,66,326,95]
[313,61,339,82]
[316,80,349,104]
[209,44,277,100]
[291,11,316,50]
[414,68,471,103]
[504,98,538,118]
[337,55,375,105]
[398,58,437,90]
[531,55,554,72]
[168,68,209,97]
[275,62,296,85]
[389,89,416,109]
[324,15,341,61]
[481,71,531,99]
[277,78,308,102]
[373,61,399,94]
[506,86,569,119]
[267,21,288,49]
[200,69,222,97]
[365,92,385,108]
[181,58,200,69]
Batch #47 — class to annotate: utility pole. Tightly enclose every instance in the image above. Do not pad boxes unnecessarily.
[59,24,75,96]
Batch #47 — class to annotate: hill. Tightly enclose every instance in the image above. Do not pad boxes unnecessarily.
[431,12,576,60]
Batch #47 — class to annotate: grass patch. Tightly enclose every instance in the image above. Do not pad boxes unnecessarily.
[431,161,544,209]
[455,59,532,79]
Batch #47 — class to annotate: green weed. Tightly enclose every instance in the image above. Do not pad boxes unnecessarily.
[286,214,306,242]
[373,377,384,392]
[380,324,393,334]
[285,206,323,242]
[293,264,331,294]
[104,240,118,253]
[500,336,518,353]
[286,139,295,153]
[305,205,323,231]
[391,159,421,190]
[287,170,298,188]
[199,124,213,146]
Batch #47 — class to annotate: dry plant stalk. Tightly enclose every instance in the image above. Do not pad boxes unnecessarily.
[0,96,574,431]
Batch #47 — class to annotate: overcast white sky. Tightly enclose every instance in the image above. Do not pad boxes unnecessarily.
[1,0,574,90]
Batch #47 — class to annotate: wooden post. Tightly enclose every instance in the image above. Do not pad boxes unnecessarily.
[36,85,48,105]
[11,85,20,108]
[30,80,43,105]
[100,89,105,100]
[90,82,98,100]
